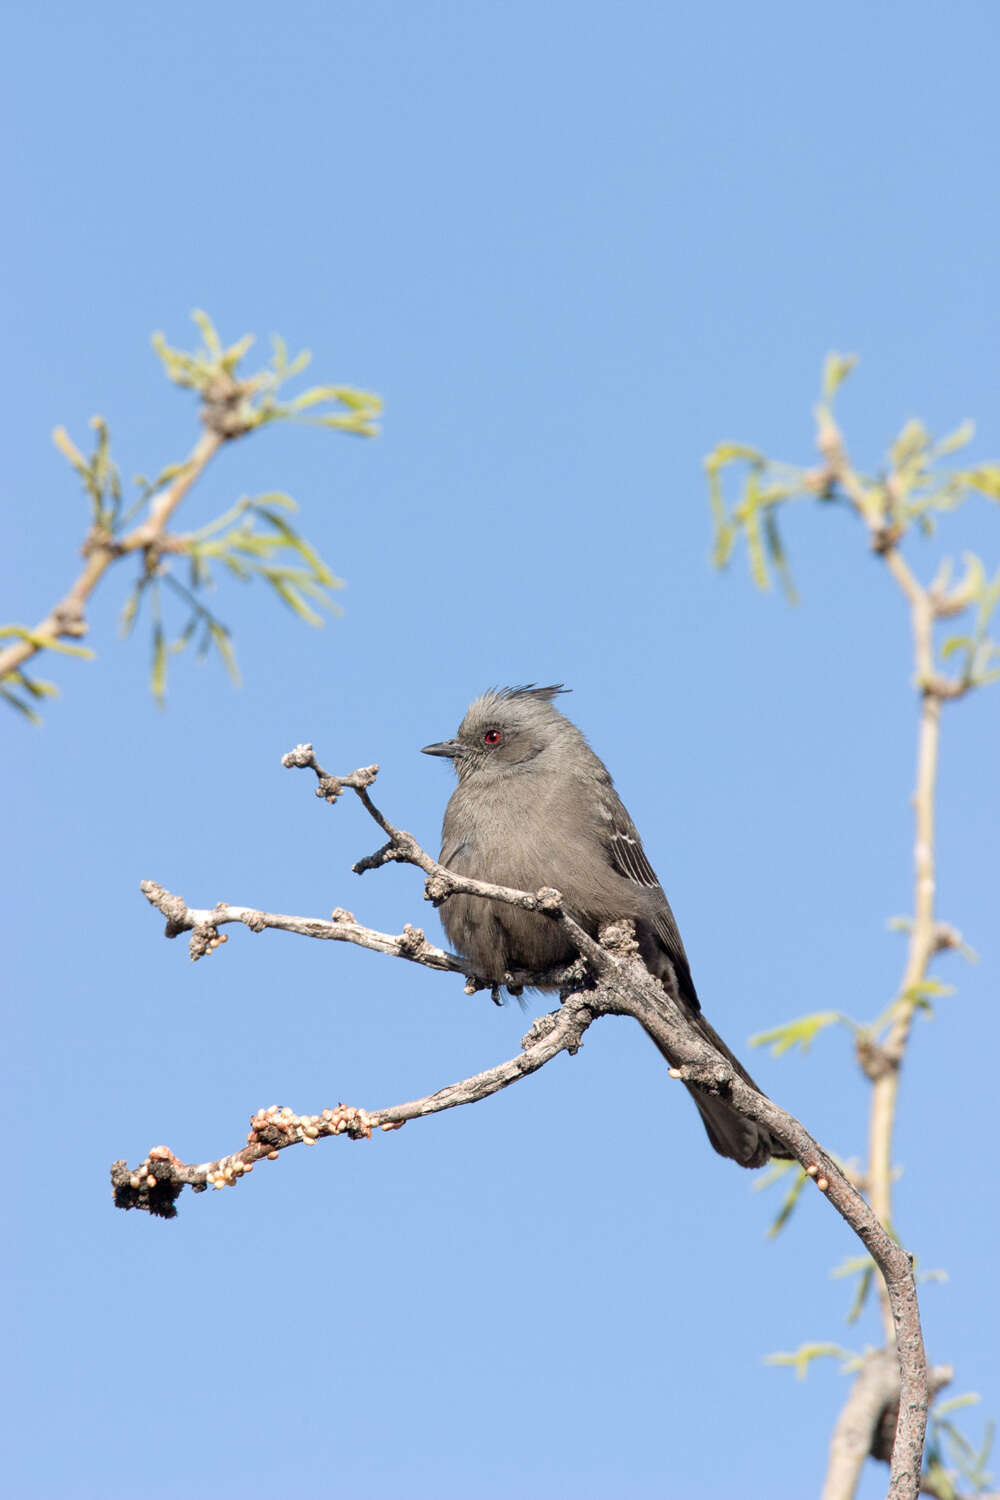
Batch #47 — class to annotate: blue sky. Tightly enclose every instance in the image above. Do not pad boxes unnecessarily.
[2,4,998,1497]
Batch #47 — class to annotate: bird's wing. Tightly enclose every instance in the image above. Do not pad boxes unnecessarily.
[604,798,700,1010]
[607,826,660,888]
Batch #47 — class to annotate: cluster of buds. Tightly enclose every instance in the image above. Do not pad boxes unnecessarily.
[248,1102,375,1154]
[204,1156,254,1191]
[189,923,227,962]
[806,1162,830,1193]
[127,1142,180,1192]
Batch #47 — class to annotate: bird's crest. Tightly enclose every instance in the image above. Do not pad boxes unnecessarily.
[491,683,570,704]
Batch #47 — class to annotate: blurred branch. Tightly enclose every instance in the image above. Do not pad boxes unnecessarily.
[122,748,931,1500]
[822,1354,954,1500]
[815,388,959,1344]
[0,425,222,712]
[1,312,381,720]
[708,358,998,1499]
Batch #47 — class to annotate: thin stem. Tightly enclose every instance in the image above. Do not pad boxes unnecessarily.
[0,428,222,683]
[869,666,940,1336]
[820,412,946,1345]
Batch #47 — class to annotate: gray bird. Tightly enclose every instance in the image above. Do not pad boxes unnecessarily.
[422,685,787,1168]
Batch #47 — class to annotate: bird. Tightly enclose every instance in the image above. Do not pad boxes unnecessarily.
[422,684,787,1168]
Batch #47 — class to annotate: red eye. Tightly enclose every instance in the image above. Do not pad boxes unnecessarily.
[483,728,502,746]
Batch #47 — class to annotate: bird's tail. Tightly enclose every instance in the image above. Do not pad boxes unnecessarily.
[649,1010,792,1169]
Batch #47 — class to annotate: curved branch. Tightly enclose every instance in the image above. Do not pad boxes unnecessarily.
[0,428,223,683]
[125,746,930,1499]
[111,993,595,1218]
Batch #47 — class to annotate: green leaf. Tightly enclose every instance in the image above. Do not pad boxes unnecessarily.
[764,1165,810,1239]
[148,461,187,494]
[52,425,89,477]
[962,464,1000,500]
[763,508,798,604]
[310,409,380,435]
[846,1265,874,1324]
[821,352,858,402]
[287,384,359,412]
[191,308,222,357]
[0,626,95,659]
[208,621,240,685]
[255,506,342,588]
[283,350,312,380]
[220,332,255,373]
[253,490,298,513]
[188,495,255,543]
[936,1394,981,1420]
[830,1255,873,1280]
[740,471,770,591]
[974,568,1000,631]
[902,979,955,1009]
[0,683,43,723]
[750,1010,844,1056]
[889,417,930,477]
[264,573,325,626]
[922,1460,957,1500]
[765,1343,855,1380]
[12,672,59,701]
[934,419,975,458]
[172,615,200,653]
[151,623,167,705]
[152,331,206,390]
[704,441,765,471]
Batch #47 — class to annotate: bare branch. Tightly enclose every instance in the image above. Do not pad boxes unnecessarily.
[111,993,595,1218]
[824,1350,905,1500]
[281,742,579,925]
[127,741,931,1499]
[138,878,579,994]
[140,877,468,972]
[822,1356,953,1500]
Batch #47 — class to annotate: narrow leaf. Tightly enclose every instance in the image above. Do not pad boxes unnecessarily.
[151,624,167,704]
[934,419,975,458]
[191,309,221,356]
[52,426,89,475]
[751,1010,843,1056]
[822,352,858,402]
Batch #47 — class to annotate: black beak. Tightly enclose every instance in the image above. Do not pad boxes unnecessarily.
[421,738,463,759]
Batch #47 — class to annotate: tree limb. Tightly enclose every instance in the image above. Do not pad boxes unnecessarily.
[111,991,595,1217]
[121,745,931,1500]
[0,427,223,684]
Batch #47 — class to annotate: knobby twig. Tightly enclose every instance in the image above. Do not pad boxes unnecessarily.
[111,993,595,1215]
[119,745,930,1500]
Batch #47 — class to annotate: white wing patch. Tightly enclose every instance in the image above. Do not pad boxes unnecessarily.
[609,830,661,889]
